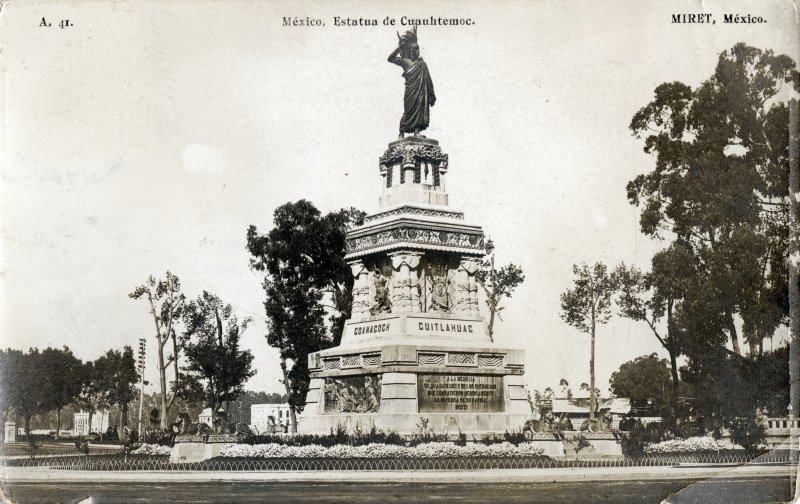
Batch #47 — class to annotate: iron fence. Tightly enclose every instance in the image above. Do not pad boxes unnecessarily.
[1,449,793,471]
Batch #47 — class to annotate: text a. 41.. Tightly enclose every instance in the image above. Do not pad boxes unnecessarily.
[40,18,72,28]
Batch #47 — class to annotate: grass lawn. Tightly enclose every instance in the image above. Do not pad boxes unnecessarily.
[0,441,122,458]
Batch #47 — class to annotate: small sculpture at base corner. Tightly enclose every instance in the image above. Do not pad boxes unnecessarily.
[388,26,436,139]
[582,411,613,434]
[173,412,213,436]
[523,412,571,440]
[212,410,253,436]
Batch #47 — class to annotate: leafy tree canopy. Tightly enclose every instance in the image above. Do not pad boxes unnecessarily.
[475,238,525,340]
[179,291,256,413]
[628,44,798,356]
[610,353,671,407]
[246,200,364,430]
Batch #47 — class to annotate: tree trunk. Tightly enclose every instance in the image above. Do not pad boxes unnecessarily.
[727,313,741,355]
[147,293,171,431]
[87,410,94,436]
[743,326,759,356]
[668,347,679,418]
[158,346,168,430]
[215,306,224,347]
[487,299,496,341]
[487,255,496,341]
[24,414,31,437]
[169,328,180,413]
[667,301,679,419]
[280,358,297,433]
[55,408,62,440]
[747,338,759,357]
[589,305,596,423]
[121,401,129,429]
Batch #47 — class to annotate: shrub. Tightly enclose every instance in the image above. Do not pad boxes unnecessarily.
[645,436,726,454]
[141,429,174,447]
[121,430,141,460]
[408,418,449,446]
[728,417,766,453]
[503,430,529,446]
[619,421,670,458]
[25,438,42,460]
[570,434,591,454]
[104,425,119,442]
[475,434,502,446]
[74,438,90,456]
[245,424,404,448]
[131,443,172,456]
[349,423,405,446]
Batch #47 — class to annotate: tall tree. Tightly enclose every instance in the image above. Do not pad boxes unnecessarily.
[628,44,798,356]
[560,262,619,424]
[98,347,139,430]
[39,347,83,439]
[615,242,696,417]
[246,200,364,432]
[0,349,23,424]
[609,354,672,413]
[179,291,256,415]
[129,272,185,429]
[75,360,110,436]
[4,349,48,436]
[475,238,526,341]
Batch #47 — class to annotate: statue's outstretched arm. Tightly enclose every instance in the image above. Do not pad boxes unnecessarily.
[388,47,404,67]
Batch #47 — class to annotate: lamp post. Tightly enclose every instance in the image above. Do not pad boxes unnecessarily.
[136,338,147,435]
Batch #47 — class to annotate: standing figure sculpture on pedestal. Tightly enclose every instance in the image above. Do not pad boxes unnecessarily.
[388,27,436,138]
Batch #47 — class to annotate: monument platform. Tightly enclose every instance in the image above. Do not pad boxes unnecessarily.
[297,136,533,436]
[299,315,530,434]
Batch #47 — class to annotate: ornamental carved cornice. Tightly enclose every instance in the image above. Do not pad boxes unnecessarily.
[379,143,449,171]
[346,225,484,255]
[365,206,464,223]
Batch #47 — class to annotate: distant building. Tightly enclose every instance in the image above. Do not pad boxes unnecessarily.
[251,403,291,433]
[551,396,632,430]
[198,408,214,427]
[72,411,110,436]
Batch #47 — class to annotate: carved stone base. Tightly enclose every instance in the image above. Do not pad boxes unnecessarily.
[299,342,531,436]
[169,441,233,463]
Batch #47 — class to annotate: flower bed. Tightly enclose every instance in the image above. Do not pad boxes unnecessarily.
[220,442,546,459]
[131,444,173,456]
[644,436,727,454]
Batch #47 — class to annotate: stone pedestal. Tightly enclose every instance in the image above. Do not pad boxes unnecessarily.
[4,422,16,443]
[298,136,532,436]
[169,434,239,463]
[299,331,531,435]
[170,442,231,463]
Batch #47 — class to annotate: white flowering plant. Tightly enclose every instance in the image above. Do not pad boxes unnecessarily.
[219,442,546,459]
[644,436,726,454]
[131,443,173,456]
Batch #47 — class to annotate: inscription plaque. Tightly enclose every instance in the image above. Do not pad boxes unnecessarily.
[418,374,504,413]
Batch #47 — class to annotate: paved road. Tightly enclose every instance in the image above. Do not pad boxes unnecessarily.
[2,463,794,503]
[0,479,706,503]
[1,477,792,504]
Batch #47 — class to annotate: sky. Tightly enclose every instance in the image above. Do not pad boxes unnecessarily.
[1,0,799,397]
